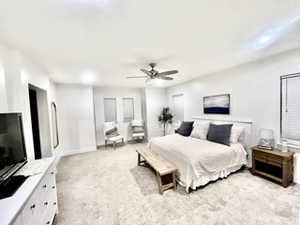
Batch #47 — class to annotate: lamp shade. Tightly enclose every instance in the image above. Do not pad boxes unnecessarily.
[258,128,275,150]
[259,129,274,139]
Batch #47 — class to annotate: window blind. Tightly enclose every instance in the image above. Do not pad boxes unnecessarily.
[104,98,117,122]
[123,98,134,122]
[281,74,300,144]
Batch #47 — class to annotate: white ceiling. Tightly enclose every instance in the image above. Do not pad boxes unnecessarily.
[0,0,300,87]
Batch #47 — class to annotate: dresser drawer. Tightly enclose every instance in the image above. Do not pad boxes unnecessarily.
[254,150,279,158]
[44,202,57,225]
[12,161,58,225]
[20,187,41,225]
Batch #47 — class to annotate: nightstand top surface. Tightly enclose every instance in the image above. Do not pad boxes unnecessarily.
[252,146,294,158]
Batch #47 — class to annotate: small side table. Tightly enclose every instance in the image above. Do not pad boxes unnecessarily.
[251,146,294,187]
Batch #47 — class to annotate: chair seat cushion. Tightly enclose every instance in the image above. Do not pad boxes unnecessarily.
[107,135,124,142]
[132,133,145,137]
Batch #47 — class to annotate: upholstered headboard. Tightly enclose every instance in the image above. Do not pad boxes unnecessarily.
[192,117,254,152]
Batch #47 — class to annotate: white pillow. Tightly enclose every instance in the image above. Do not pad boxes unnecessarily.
[190,121,210,139]
[230,126,244,144]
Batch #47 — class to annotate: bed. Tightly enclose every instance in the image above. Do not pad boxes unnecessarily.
[148,118,252,192]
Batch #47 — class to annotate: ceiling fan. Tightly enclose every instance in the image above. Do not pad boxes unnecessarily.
[126,63,178,82]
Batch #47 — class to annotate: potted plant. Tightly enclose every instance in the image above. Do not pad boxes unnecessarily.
[158,107,173,136]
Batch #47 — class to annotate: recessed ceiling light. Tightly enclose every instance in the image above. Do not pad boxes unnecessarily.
[81,70,97,85]
[250,14,300,51]
[258,35,272,44]
[65,0,108,7]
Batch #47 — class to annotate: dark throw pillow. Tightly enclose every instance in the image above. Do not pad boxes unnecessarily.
[207,123,233,146]
[105,127,119,137]
[177,121,194,136]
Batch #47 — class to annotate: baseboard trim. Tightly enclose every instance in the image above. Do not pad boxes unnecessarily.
[62,146,97,156]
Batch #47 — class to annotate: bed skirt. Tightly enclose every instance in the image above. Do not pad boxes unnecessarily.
[178,164,244,193]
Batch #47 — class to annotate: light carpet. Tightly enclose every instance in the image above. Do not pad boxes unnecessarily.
[53,143,300,225]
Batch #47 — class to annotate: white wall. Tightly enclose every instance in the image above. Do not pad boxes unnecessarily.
[56,84,96,155]
[144,88,167,139]
[0,62,7,111]
[93,87,143,145]
[166,47,300,183]
[0,44,56,160]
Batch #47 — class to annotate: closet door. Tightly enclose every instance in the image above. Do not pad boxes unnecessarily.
[172,94,184,123]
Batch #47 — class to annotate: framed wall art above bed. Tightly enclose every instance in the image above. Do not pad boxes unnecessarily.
[203,94,230,114]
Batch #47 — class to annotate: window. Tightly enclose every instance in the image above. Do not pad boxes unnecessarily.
[172,94,184,122]
[281,73,300,145]
[123,98,134,122]
[104,98,117,122]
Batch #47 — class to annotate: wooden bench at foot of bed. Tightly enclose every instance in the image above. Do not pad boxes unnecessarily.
[136,148,177,194]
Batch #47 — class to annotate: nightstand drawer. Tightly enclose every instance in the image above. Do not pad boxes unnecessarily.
[254,151,282,165]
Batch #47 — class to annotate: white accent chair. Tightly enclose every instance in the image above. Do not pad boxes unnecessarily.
[131,119,145,141]
[103,121,124,149]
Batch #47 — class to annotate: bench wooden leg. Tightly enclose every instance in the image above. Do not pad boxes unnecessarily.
[172,172,176,189]
[156,172,163,195]
[137,153,147,167]
[138,153,141,166]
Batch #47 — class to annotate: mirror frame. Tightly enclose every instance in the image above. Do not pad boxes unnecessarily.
[51,102,59,149]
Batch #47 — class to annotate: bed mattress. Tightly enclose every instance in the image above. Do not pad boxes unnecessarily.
[148,134,247,192]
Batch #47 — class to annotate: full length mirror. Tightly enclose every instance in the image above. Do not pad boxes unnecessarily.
[51,102,59,149]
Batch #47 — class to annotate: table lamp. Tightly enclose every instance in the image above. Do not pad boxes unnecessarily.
[258,128,275,150]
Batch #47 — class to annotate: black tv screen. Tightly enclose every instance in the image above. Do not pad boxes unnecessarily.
[0,113,27,180]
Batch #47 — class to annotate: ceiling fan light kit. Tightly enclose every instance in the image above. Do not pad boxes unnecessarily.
[126,63,178,83]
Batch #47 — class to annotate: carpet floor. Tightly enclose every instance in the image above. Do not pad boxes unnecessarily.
[53,143,300,225]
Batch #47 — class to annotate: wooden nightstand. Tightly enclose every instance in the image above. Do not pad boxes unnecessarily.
[251,146,294,187]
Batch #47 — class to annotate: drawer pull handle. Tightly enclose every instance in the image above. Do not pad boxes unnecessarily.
[46,221,50,224]
[30,204,36,209]
[43,184,47,188]
[51,172,54,175]
[53,202,57,205]
[44,202,48,206]
[52,186,55,189]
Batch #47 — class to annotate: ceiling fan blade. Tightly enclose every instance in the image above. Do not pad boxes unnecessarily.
[126,76,148,79]
[157,70,178,76]
[158,76,173,80]
[140,69,152,76]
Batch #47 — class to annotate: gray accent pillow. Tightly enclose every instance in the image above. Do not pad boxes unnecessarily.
[105,127,119,137]
[207,123,233,146]
[177,121,194,137]
[133,126,144,133]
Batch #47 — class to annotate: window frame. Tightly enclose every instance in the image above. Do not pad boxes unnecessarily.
[122,97,134,122]
[104,97,117,122]
[280,72,300,146]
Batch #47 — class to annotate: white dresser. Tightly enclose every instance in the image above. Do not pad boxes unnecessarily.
[0,157,58,225]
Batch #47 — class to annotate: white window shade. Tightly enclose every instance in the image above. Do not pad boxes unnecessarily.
[123,98,134,122]
[281,75,300,143]
[104,98,117,122]
[172,94,184,122]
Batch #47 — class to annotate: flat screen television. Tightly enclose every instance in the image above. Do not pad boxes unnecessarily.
[0,113,27,185]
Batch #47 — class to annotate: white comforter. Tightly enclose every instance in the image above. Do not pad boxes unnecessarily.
[148,134,247,191]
